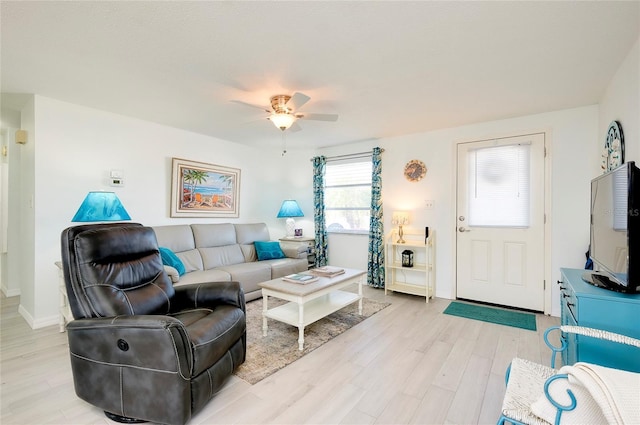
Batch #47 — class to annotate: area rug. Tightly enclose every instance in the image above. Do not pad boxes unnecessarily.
[234,297,390,384]
[443,301,537,331]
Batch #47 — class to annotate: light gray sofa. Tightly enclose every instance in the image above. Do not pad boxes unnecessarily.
[152,223,308,301]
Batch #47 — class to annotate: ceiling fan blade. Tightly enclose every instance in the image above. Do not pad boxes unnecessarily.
[286,92,310,111]
[299,113,339,122]
[289,121,302,132]
[230,100,270,113]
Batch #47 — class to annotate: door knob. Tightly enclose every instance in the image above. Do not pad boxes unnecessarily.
[458,227,471,232]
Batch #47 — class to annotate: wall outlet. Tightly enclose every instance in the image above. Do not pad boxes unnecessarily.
[425,200,435,209]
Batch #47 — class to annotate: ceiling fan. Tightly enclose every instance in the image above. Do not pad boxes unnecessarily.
[233,92,338,132]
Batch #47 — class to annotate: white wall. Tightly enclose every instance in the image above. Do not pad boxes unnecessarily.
[321,105,599,316]
[10,95,314,327]
[599,37,639,165]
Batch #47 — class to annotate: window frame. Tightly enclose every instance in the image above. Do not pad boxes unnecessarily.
[324,158,372,235]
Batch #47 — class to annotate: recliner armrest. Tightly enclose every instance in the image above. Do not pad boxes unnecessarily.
[171,281,245,313]
[67,316,192,377]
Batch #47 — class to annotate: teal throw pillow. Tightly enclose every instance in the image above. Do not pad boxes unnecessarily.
[158,247,186,276]
[254,241,286,261]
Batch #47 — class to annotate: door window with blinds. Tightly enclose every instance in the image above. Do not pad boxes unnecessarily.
[468,143,531,227]
[325,160,372,234]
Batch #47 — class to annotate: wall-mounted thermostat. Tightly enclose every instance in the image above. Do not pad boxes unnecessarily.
[110,170,124,187]
[110,178,124,187]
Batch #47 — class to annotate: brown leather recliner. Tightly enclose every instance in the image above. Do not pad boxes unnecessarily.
[61,223,246,425]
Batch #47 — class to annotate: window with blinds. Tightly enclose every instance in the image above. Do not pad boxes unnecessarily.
[468,144,531,227]
[325,160,372,234]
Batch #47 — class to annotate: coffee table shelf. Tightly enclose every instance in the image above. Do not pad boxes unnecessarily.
[264,291,360,328]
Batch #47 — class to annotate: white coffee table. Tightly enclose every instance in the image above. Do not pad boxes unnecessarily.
[258,268,365,350]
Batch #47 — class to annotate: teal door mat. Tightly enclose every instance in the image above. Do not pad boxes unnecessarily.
[443,301,537,331]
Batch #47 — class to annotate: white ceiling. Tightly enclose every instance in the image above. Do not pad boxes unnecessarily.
[1,1,638,149]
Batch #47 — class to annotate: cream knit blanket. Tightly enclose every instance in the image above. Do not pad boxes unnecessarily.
[531,362,640,424]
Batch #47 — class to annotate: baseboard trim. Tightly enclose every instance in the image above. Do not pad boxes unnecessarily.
[18,305,58,329]
[1,286,21,297]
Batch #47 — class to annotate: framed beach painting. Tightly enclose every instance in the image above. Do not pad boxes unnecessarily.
[170,158,240,218]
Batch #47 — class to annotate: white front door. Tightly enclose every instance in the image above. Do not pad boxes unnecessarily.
[456,133,545,311]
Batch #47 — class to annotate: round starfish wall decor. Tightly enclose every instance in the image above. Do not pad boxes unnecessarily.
[601,121,624,173]
[404,159,427,182]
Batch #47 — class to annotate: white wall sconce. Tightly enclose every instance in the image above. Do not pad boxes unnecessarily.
[15,130,27,144]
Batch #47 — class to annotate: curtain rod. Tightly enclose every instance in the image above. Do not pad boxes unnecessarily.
[310,148,385,162]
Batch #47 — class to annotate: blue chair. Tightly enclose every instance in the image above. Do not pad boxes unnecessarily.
[497,326,640,425]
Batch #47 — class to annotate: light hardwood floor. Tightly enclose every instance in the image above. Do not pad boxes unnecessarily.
[1,287,559,425]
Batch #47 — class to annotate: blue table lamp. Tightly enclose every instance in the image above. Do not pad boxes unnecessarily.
[277,200,304,237]
[71,191,131,222]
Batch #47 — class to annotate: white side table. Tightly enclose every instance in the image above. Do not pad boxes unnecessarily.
[384,230,435,303]
[55,261,73,332]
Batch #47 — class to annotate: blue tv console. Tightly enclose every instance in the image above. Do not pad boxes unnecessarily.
[559,268,640,372]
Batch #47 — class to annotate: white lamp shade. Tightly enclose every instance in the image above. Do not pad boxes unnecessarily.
[391,211,410,225]
[270,113,295,130]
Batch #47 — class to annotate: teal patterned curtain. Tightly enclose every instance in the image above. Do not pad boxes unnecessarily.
[367,147,385,288]
[312,156,328,267]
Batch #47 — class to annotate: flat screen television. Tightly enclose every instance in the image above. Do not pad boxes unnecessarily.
[583,161,640,293]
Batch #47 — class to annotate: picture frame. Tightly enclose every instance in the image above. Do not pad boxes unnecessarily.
[170,157,240,218]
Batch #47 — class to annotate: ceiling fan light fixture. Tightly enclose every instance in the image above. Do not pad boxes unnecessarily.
[269,112,295,131]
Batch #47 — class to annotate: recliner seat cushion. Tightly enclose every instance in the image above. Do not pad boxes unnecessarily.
[172,305,246,377]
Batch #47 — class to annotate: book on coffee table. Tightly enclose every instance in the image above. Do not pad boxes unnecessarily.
[309,266,345,278]
[282,273,319,284]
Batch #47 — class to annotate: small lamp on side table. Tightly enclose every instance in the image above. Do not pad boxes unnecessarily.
[391,211,410,243]
[277,200,304,237]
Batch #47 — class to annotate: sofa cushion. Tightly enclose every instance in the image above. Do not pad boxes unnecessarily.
[240,244,257,262]
[199,245,245,269]
[153,225,195,253]
[235,223,270,244]
[159,247,186,275]
[192,224,236,247]
[217,262,271,295]
[174,269,231,287]
[176,249,204,273]
[254,241,286,261]
[265,257,309,278]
